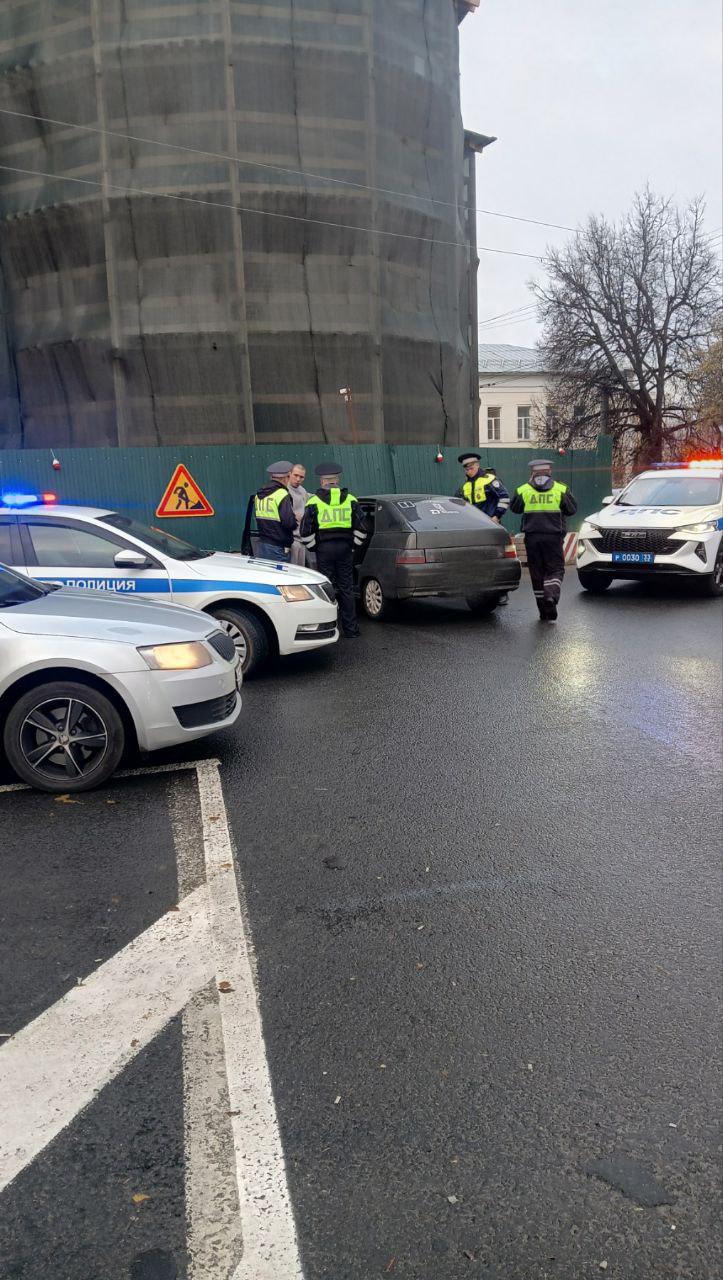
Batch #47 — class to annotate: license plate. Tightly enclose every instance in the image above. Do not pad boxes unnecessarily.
[611,551,654,564]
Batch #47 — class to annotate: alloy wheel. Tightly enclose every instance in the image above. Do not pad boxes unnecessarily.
[19,696,109,784]
[218,618,249,663]
[364,579,384,617]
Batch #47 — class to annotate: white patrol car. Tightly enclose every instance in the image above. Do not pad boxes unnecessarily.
[576,460,723,596]
[0,495,338,675]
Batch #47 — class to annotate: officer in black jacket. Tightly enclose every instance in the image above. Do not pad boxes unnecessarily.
[509,458,577,621]
[241,461,297,561]
[300,460,368,638]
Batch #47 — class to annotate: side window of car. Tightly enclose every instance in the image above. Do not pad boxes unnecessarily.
[0,521,16,564]
[24,522,122,569]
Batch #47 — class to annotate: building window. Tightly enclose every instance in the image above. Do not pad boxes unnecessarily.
[545,407,558,433]
[517,405,531,440]
[487,407,501,441]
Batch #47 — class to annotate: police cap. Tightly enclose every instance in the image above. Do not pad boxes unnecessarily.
[458,452,481,465]
[267,459,293,477]
[315,460,343,477]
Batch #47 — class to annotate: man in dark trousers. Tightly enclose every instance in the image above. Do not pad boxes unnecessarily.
[510,458,577,621]
[241,460,296,561]
[300,460,368,638]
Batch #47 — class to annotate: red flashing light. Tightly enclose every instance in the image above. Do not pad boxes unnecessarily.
[42,492,58,504]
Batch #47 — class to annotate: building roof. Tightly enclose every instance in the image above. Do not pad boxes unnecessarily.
[478,344,547,373]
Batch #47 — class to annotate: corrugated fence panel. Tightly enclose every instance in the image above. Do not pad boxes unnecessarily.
[0,439,612,550]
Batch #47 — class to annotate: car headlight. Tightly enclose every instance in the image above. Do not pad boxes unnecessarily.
[276,585,313,601]
[579,522,602,538]
[138,642,212,670]
[673,520,720,535]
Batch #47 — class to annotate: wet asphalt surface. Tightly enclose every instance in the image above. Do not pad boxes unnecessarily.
[1,574,721,1280]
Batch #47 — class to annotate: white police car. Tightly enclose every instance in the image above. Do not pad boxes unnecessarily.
[0,495,338,675]
[576,460,723,596]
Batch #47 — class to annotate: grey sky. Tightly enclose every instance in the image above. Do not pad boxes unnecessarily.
[459,0,723,349]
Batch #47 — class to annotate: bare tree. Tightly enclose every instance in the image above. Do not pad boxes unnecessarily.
[532,190,722,469]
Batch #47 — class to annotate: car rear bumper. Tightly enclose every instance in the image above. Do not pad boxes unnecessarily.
[394,561,521,599]
[110,662,241,751]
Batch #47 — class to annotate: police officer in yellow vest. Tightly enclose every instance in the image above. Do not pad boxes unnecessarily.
[509,458,577,621]
[456,452,511,521]
[300,460,368,638]
[241,460,296,561]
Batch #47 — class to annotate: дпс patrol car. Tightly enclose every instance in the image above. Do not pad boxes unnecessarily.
[576,460,723,596]
[0,496,338,675]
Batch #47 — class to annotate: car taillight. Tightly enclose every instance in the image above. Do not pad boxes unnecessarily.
[396,550,427,564]
[504,539,518,559]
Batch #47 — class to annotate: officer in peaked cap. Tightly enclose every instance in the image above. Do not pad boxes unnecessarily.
[241,460,296,561]
[300,460,368,638]
[455,452,512,603]
[509,457,578,621]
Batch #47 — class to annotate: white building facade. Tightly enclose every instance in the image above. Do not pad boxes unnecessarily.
[478,345,553,449]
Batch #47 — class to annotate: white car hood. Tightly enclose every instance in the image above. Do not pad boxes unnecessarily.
[182,551,327,584]
[590,504,721,530]
[0,587,217,643]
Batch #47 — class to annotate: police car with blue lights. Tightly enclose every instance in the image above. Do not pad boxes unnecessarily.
[0,493,338,675]
[576,460,723,595]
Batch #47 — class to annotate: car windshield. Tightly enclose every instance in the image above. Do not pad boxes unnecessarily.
[618,475,722,507]
[98,514,213,560]
[393,498,492,529]
[0,562,58,608]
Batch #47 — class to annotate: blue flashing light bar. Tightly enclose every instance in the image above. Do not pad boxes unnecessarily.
[1,492,40,507]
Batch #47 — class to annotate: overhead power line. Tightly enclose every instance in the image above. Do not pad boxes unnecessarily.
[0,105,577,234]
[0,162,544,259]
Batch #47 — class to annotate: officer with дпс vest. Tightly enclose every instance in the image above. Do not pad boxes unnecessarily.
[241,460,297,561]
[509,458,577,621]
[456,451,511,602]
[300,460,368,638]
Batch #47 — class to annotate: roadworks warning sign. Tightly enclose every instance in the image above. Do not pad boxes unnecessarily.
[156,465,214,518]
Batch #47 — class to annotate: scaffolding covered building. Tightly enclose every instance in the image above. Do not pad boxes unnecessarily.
[0,0,489,449]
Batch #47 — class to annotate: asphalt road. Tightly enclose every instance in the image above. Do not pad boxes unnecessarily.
[1,574,721,1280]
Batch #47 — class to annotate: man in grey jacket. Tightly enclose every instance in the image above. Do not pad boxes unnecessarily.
[288,462,310,565]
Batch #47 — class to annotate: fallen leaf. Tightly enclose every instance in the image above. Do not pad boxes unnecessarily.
[209,815,220,822]
[220,862,232,869]
[131,1039,139,1047]
[599,1264,608,1272]
[385,1260,396,1274]
[447,1195,458,1205]
[227,1109,240,1116]
[55,794,81,804]
[416,924,425,930]
[167,906,180,913]
[131,1193,150,1204]
[218,981,234,993]
[76,979,85,987]
[416,963,426,970]
[463,1250,476,1261]
[450,1157,459,1164]
[106,799,117,805]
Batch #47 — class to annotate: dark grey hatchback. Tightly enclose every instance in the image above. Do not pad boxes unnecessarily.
[354,495,521,619]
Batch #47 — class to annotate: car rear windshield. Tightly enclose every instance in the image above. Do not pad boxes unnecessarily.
[98,514,212,560]
[0,563,54,607]
[393,498,489,529]
[619,475,722,506]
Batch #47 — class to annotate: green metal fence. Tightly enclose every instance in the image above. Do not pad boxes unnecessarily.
[0,440,612,551]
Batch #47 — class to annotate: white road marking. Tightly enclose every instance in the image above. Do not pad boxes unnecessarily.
[195,758,304,1280]
[0,757,213,794]
[1,759,304,1278]
[0,883,214,1194]
[167,774,244,1278]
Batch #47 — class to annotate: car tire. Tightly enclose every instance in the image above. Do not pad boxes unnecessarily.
[361,577,390,620]
[578,570,613,593]
[210,605,269,676]
[3,680,125,794]
[701,544,723,596]
[466,592,503,615]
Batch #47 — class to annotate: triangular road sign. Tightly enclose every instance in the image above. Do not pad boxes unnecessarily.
[156,464,214,518]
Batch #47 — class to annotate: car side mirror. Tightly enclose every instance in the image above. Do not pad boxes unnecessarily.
[601,495,614,506]
[114,548,150,569]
